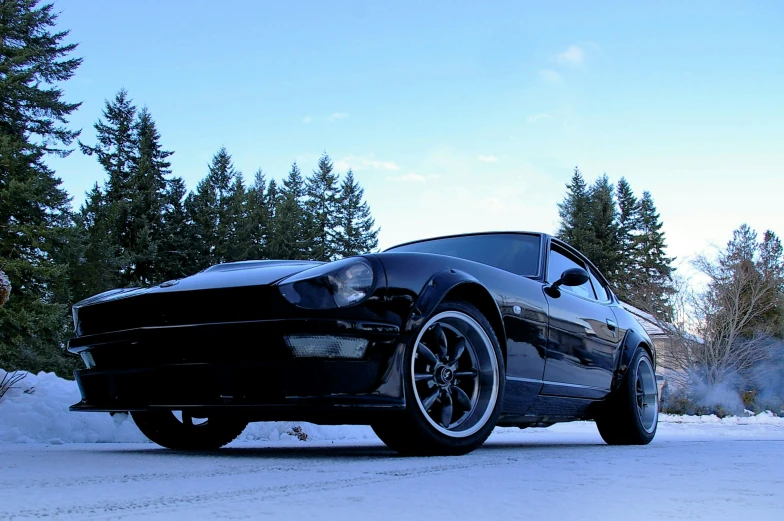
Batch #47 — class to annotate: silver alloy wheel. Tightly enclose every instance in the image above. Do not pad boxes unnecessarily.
[635,356,659,433]
[411,311,499,438]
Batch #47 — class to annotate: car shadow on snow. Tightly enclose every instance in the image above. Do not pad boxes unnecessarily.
[110,440,610,460]
[116,444,400,460]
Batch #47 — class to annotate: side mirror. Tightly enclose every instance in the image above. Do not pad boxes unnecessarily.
[556,268,590,288]
[545,268,590,297]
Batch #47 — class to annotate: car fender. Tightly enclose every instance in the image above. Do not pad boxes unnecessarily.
[404,269,507,358]
[612,328,654,391]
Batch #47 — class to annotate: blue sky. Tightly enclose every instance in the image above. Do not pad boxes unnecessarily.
[50,0,783,268]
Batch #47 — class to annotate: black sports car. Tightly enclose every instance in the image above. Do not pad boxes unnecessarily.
[68,232,659,455]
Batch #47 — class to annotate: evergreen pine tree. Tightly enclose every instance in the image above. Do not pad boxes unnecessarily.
[614,177,640,300]
[335,170,378,257]
[266,178,279,223]
[244,170,270,260]
[635,191,674,316]
[756,231,784,336]
[758,231,784,284]
[0,0,82,374]
[557,167,592,252]
[79,97,179,288]
[72,184,123,300]
[305,153,341,261]
[556,169,674,314]
[0,0,81,154]
[185,147,242,266]
[80,90,137,201]
[557,169,619,278]
[157,177,197,279]
[264,178,281,257]
[270,163,310,259]
[126,107,174,285]
[222,175,248,262]
[722,223,757,268]
[184,185,216,271]
[584,174,621,280]
[78,90,138,289]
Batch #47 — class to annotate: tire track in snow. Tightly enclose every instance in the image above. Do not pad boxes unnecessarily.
[5,456,525,520]
[0,463,307,491]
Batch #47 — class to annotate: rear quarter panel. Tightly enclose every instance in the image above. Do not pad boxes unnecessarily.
[609,302,657,387]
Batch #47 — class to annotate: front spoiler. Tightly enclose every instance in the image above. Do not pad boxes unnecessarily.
[69,399,405,425]
[71,356,406,422]
[69,400,405,425]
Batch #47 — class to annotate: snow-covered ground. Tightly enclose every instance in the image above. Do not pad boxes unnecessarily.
[2,370,783,520]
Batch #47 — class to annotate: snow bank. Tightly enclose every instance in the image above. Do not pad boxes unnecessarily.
[1,369,781,445]
[659,411,784,425]
[0,369,146,444]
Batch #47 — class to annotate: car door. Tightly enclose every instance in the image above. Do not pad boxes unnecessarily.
[541,243,620,398]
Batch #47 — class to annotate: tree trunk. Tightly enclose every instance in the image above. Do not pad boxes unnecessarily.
[0,269,10,307]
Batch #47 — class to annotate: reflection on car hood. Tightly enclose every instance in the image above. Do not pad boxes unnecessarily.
[173,260,323,291]
[74,260,322,307]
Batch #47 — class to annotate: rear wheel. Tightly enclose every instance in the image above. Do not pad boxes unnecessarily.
[595,348,658,445]
[372,300,505,456]
[131,410,248,450]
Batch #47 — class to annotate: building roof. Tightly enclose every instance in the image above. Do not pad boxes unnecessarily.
[620,302,669,337]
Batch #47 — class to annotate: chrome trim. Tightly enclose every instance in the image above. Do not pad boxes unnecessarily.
[506,376,607,392]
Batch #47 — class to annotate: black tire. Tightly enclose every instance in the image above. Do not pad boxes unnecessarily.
[595,347,658,445]
[131,411,248,450]
[372,300,505,456]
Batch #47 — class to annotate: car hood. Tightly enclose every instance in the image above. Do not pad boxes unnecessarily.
[74,260,323,308]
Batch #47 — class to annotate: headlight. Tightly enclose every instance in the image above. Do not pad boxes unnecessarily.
[278,258,375,309]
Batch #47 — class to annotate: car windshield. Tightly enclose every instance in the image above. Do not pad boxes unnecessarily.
[386,233,541,277]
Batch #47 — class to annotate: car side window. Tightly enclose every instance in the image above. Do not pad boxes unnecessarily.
[589,269,611,302]
[547,248,596,300]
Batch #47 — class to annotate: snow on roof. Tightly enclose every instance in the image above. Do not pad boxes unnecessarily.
[620,301,669,337]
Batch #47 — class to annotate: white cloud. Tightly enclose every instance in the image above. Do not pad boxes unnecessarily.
[556,45,584,65]
[364,159,399,171]
[327,112,349,122]
[477,154,499,163]
[386,172,426,183]
[538,69,562,84]
[527,113,551,123]
[335,155,400,172]
[302,116,312,124]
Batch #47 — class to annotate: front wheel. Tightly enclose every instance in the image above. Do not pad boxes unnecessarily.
[595,347,658,445]
[372,300,505,456]
[131,410,248,450]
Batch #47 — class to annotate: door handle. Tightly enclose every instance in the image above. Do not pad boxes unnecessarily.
[606,319,617,337]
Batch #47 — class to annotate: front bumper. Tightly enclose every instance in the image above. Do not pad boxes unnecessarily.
[68,318,406,421]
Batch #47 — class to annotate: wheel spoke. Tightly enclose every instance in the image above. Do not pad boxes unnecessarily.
[453,386,472,412]
[181,411,194,427]
[432,323,448,359]
[417,343,439,365]
[421,386,440,411]
[455,369,478,379]
[440,390,453,428]
[449,337,466,362]
[415,372,434,382]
